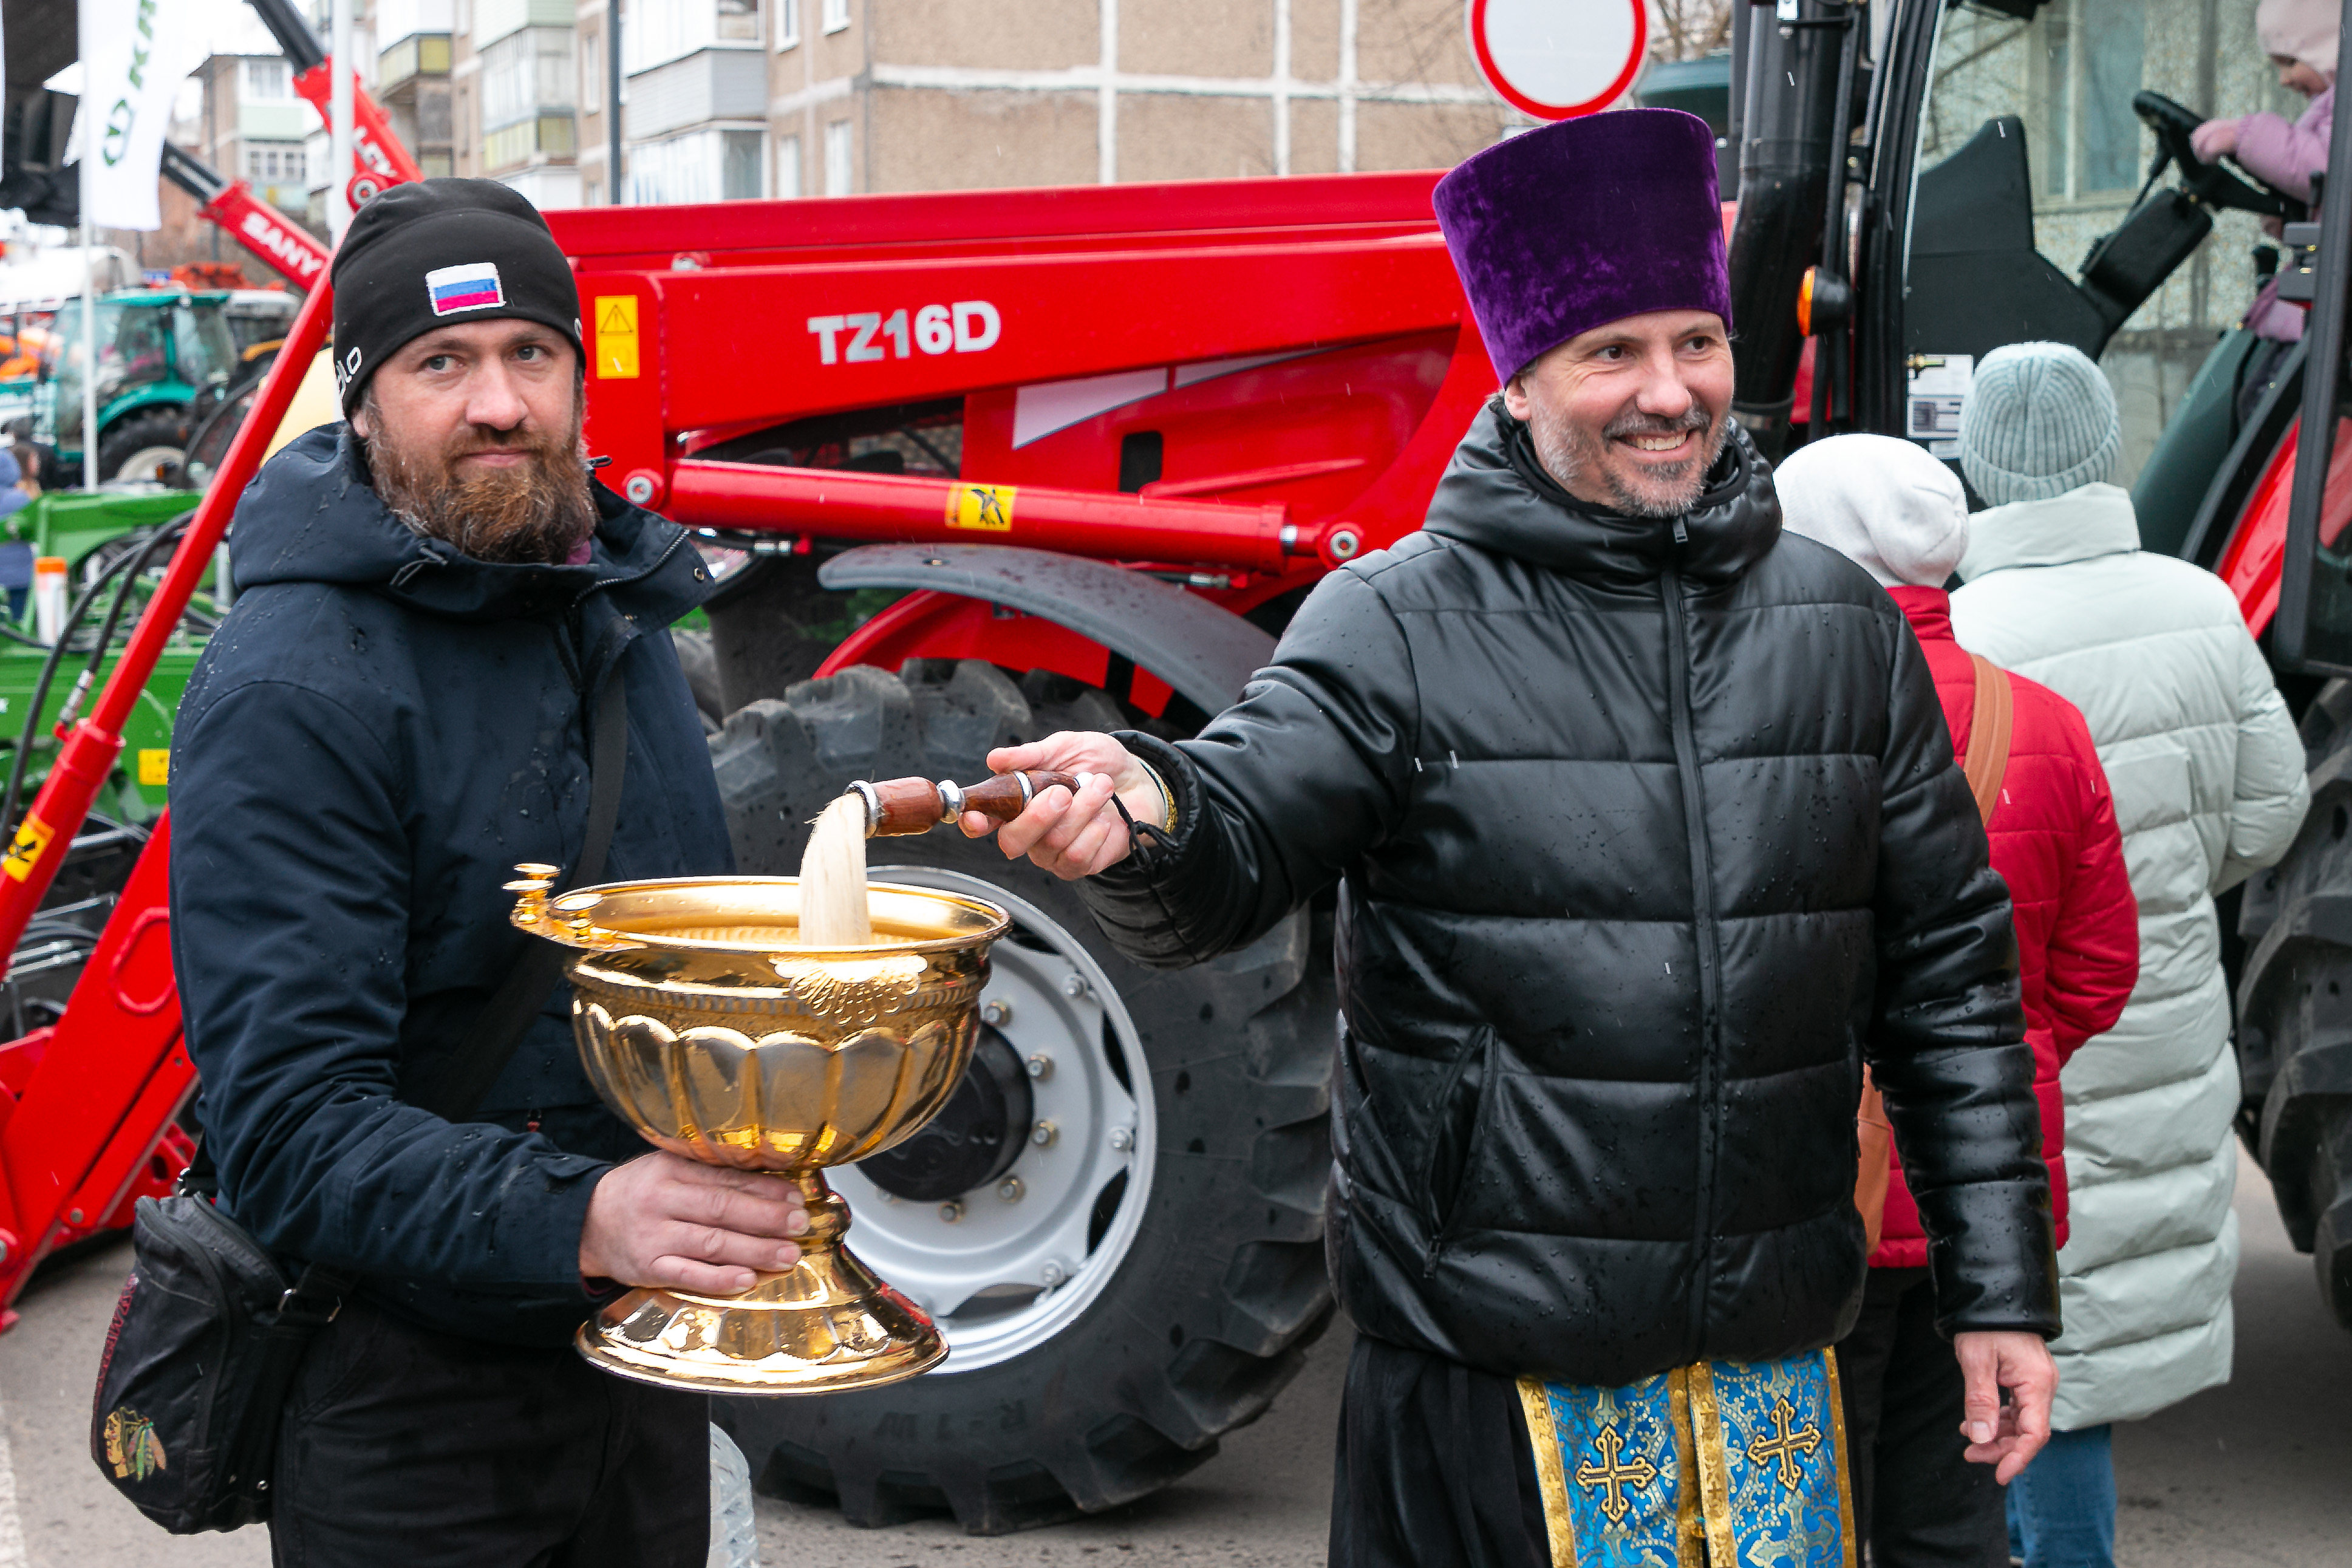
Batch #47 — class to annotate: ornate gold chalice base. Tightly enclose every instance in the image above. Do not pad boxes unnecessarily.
[508,866,1011,1394]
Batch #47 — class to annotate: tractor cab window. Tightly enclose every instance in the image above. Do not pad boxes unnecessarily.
[39,300,145,449]
[1903,0,2299,484]
[173,305,240,390]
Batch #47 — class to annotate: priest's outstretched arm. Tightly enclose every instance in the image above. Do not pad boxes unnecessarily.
[961,567,1414,967]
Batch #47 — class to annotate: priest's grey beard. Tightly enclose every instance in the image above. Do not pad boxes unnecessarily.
[1530,399,1727,520]
[361,384,596,565]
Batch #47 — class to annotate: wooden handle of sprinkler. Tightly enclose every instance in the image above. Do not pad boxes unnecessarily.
[858,770,1085,836]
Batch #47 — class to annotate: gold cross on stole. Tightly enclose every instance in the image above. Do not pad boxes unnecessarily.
[1745,1396,1824,1490]
[1572,1423,1660,1524]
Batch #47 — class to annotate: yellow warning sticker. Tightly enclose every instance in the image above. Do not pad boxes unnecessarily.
[138,749,170,786]
[594,296,639,380]
[3,815,55,882]
[945,483,1015,533]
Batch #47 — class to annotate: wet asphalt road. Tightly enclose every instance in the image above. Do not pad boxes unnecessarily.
[4,1148,2343,1567]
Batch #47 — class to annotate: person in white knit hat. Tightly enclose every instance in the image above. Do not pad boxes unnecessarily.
[1950,344,2311,1567]
[1781,434,2139,1568]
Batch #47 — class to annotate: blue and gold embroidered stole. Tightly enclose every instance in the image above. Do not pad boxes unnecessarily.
[1516,1349,1856,1567]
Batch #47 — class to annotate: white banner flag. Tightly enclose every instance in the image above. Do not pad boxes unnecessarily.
[74,0,197,232]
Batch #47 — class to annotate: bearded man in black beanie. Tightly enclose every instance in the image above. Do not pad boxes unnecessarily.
[166,179,803,1564]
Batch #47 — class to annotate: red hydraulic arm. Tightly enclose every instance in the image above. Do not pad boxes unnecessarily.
[250,0,426,199]
[0,267,338,1318]
[161,143,332,290]
[0,0,411,1318]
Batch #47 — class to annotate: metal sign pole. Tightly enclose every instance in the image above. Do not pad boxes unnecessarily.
[75,0,98,492]
[77,227,95,491]
[330,0,354,240]
[608,0,624,202]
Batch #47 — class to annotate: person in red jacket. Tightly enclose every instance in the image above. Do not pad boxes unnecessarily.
[1777,434,2139,1567]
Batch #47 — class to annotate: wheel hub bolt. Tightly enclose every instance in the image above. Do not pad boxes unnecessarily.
[1031,1119,1058,1148]
[1041,1262,1067,1287]
[983,999,1012,1026]
[997,1177,1024,1202]
[938,1201,964,1222]
[1060,973,1089,999]
[1109,1126,1135,1153]
[1026,1053,1053,1081]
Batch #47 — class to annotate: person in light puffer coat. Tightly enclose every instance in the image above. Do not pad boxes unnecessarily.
[1949,344,2311,1568]
[1781,434,2140,1568]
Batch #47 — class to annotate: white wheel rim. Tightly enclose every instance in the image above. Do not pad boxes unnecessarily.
[833,865,1159,1374]
[111,445,184,483]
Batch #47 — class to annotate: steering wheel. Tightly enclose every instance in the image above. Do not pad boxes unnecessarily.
[2135,90,2307,220]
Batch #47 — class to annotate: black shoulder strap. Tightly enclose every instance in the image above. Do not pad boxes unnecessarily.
[411,672,630,1120]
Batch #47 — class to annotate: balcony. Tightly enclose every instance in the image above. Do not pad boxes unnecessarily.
[379,33,452,93]
[485,112,578,173]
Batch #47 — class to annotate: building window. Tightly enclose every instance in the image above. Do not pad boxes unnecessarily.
[2034,0,2146,199]
[627,126,768,203]
[823,0,848,35]
[1924,0,2150,206]
[582,30,602,114]
[776,132,801,198]
[246,143,300,181]
[585,174,602,206]
[718,0,760,43]
[722,129,762,199]
[483,27,577,131]
[776,0,799,50]
[823,118,851,195]
[242,58,293,101]
[625,0,763,72]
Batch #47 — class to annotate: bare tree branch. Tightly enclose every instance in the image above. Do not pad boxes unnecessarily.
[1650,0,1733,61]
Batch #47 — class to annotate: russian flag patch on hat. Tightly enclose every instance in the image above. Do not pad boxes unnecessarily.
[425,262,505,316]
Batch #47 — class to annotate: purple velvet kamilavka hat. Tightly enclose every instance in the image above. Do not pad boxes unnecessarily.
[1433,109,1732,382]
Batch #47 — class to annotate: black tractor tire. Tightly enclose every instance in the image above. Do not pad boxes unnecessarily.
[670,627,725,732]
[97,409,191,485]
[707,658,1337,1533]
[2233,675,2352,1331]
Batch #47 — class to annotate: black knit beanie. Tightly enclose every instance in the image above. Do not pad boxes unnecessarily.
[329,177,584,414]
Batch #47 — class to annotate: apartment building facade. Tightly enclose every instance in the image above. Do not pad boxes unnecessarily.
[603,0,1527,206]
[182,53,319,222]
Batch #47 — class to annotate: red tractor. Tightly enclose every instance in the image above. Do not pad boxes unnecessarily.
[14,0,2352,1540]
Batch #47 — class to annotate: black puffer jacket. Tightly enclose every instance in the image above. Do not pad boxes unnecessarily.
[1080,404,2057,1386]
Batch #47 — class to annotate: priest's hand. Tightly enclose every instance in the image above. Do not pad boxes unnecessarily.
[969,732,1170,879]
[1953,1329,2056,1484]
[579,1151,810,1294]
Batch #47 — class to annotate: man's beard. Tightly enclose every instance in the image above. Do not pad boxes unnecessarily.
[362,392,596,565]
[1529,399,1728,520]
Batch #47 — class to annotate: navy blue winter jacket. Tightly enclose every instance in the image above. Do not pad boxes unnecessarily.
[168,425,733,1346]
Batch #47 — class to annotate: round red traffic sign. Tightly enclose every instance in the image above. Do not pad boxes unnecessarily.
[1467,0,1649,121]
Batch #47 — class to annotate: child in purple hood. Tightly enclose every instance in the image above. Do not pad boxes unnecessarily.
[2192,0,2337,344]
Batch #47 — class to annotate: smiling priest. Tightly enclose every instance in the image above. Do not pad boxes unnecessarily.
[965,109,2062,1568]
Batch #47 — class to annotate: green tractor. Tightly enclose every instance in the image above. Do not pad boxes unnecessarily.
[30,288,296,485]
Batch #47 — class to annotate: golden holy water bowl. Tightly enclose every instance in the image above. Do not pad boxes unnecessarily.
[508,864,1010,1394]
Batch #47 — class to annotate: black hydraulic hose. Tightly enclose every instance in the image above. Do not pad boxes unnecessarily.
[84,513,199,695]
[0,515,194,848]
[160,142,230,205]
[247,0,329,74]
